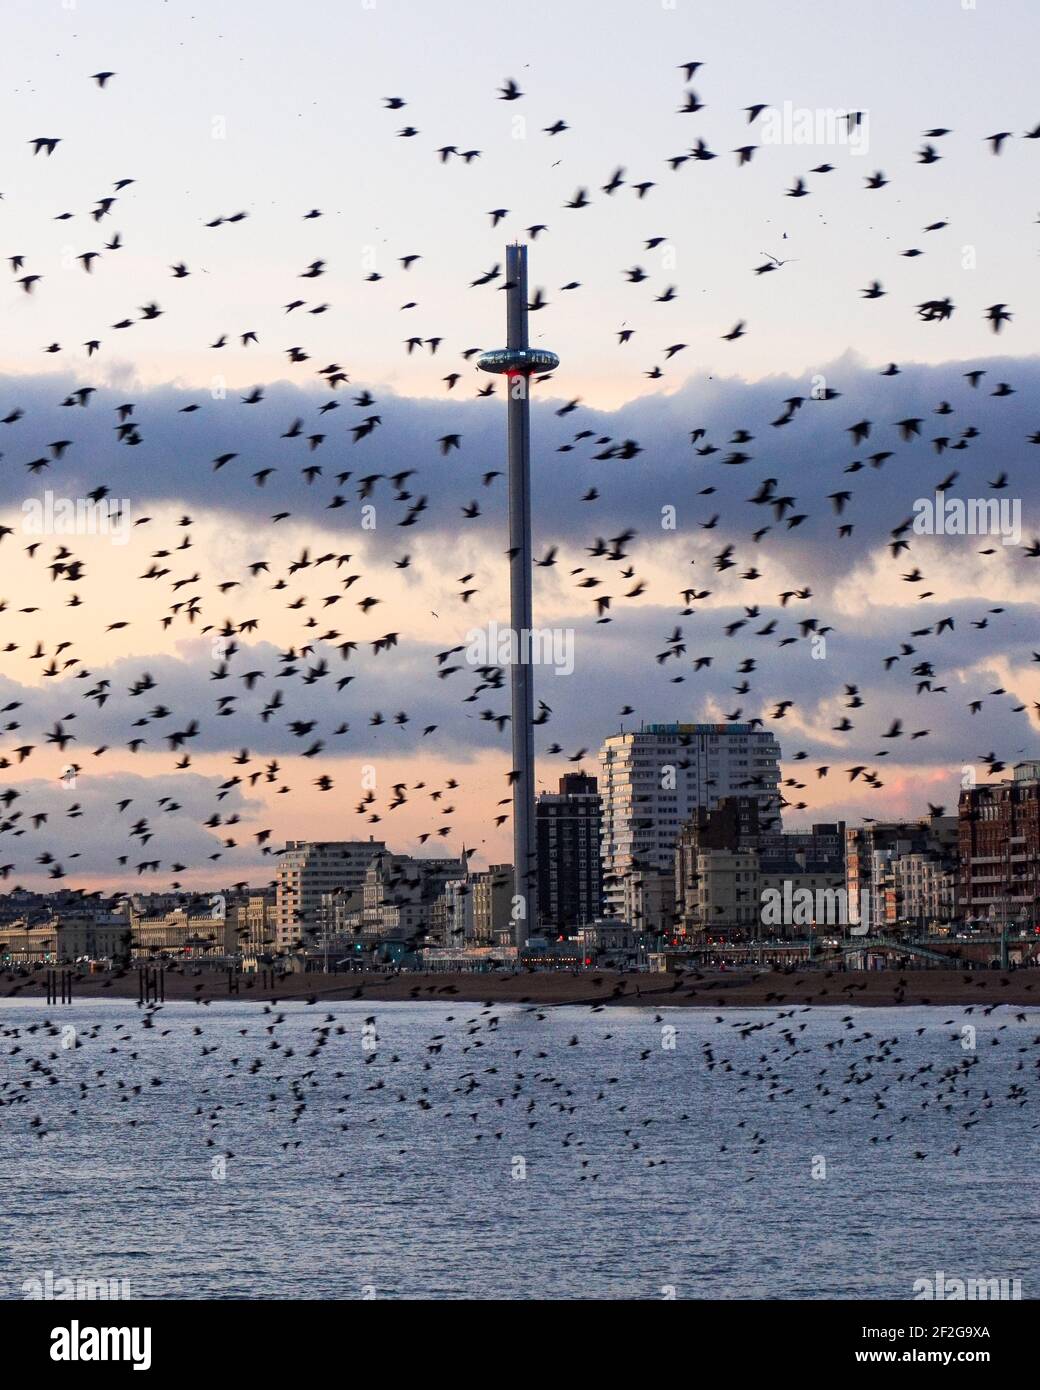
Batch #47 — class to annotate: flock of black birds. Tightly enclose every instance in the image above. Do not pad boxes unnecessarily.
[0,59,1037,907]
[1,42,1038,1301]
[1,994,1037,1254]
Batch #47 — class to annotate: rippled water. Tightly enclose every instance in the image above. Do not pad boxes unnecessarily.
[0,1000,1036,1300]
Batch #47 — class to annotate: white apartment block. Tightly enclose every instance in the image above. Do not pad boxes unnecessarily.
[275,839,386,949]
[599,722,782,915]
[359,852,468,940]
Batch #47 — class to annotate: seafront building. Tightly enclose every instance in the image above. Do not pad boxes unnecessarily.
[275,839,387,950]
[674,797,845,938]
[308,854,516,951]
[599,723,782,916]
[231,891,278,955]
[622,869,677,935]
[356,850,468,941]
[846,816,958,931]
[8,760,1040,967]
[958,761,1040,925]
[0,912,131,964]
[472,864,515,945]
[536,772,603,930]
[130,906,238,957]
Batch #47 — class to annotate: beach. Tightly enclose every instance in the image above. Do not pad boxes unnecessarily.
[5,965,1038,1008]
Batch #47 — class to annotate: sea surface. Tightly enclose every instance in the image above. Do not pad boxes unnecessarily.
[0,999,1036,1300]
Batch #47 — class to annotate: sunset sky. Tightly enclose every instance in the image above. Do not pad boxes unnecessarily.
[2,0,1039,893]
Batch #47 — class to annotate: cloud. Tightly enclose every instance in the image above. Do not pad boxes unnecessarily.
[2,352,1039,889]
[3,353,1039,582]
[0,772,265,890]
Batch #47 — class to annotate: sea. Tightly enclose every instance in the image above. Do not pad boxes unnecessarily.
[0,999,1036,1300]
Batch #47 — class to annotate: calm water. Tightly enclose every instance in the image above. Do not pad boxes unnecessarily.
[0,999,1036,1300]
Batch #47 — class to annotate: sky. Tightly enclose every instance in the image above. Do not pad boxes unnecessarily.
[1,0,1039,894]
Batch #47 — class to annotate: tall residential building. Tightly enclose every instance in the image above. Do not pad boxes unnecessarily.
[536,772,603,930]
[275,839,386,951]
[599,723,782,915]
[959,762,1040,923]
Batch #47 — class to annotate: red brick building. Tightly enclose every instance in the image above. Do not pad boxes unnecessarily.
[958,762,1040,925]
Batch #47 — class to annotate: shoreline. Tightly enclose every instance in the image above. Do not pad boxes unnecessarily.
[3,967,1038,1009]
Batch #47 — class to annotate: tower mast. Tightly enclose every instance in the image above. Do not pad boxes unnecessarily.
[478,243,559,947]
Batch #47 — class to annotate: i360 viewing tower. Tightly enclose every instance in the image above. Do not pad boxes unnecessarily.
[477,243,558,946]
